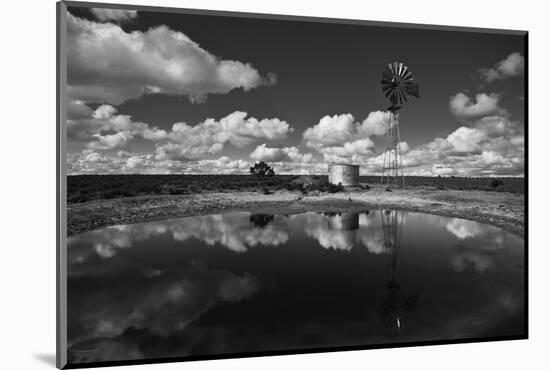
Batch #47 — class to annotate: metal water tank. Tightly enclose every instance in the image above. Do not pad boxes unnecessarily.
[327,213,359,231]
[328,164,359,187]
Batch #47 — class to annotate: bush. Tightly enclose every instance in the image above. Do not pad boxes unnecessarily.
[490,179,504,189]
[249,161,275,177]
[168,187,187,195]
[328,183,344,193]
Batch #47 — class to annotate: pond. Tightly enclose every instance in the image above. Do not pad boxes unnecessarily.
[66,210,525,364]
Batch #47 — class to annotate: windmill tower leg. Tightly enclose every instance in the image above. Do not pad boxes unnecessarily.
[381,112,405,189]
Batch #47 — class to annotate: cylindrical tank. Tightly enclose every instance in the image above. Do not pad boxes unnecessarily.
[328,213,359,231]
[328,164,359,186]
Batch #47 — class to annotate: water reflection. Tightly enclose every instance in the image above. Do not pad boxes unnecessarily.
[67,210,524,365]
[379,210,418,336]
[249,213,275,228]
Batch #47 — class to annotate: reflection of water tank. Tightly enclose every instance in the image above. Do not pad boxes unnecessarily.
[328,213,359,231]
[328,164,359,186]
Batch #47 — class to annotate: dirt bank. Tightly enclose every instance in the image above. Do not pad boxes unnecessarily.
[67,186,525,237]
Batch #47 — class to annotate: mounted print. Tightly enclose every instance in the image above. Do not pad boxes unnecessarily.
[57,1,527,368]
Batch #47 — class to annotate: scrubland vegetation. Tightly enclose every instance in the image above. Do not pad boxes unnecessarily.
[67,174,524,204]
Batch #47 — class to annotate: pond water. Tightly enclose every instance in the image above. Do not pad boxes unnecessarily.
[67,210,525,364]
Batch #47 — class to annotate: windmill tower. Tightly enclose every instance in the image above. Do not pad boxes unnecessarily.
[380,209,418,336]
[380,62,420,188]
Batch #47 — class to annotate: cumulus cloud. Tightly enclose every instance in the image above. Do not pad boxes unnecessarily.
[250,144,313,163]
[446,127,486,153]
[303,112,390,163]
[194,157,251,175]
[361,115,524,177]
[480,52,525,82]
[70,149,285,175]
[68,104,166,149]
[449,93,508,119]
[66,13,275,105]
[90,8,138,22]
[67,103,292,167]
[155,111,293,161]
[87,131,133,150]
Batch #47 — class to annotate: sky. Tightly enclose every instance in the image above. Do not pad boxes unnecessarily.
[65,5,526,177]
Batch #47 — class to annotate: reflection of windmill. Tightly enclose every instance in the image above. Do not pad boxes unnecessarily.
[380,209,418,337]
[380,62,420,188]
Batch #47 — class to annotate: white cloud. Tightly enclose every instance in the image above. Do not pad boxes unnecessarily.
[90,8,138,22]
[398,141,410,153]
[69,104,166,149]
[446,127,486,153]
[480,52,525,82]
[358,110,391,137]
[68,100,94,120]
[360,115,524,177]
[194,157,251,174]
[449,93,507,119]
[303,114,358,148]
[68,104,291,158]
[250,144,313,163]
[156,111,292,161]
[321,138,374,164]
[67,13,275,105]
[303,112,389,164]
[82,151,108,163]
[88,131,134,150]
[93,104,117,120]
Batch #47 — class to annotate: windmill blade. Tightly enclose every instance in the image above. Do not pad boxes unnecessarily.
[382,67,395,82]
[393,62,399,74]
[398,64,408,79]
[401,70,413,81]
[397,63,404,77]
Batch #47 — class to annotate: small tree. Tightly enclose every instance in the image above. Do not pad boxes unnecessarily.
[249,161,275,177]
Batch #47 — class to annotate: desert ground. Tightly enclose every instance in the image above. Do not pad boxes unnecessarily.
[67,180,525,237]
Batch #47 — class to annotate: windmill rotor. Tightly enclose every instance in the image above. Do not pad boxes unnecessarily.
[381,62,420,112]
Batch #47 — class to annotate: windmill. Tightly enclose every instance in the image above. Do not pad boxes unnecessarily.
[380,62,420,188]
[380,209,418,336]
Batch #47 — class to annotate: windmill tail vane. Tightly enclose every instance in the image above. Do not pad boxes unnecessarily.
[379,62,420,188]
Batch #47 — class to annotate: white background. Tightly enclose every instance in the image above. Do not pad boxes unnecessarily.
[0,0,547,369]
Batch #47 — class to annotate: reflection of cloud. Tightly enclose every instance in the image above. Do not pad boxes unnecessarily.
[417,214,512,251]
[303,213,354,251]
[69,213,289,262]
[169,213,289,253]
[307,227,355,251]
[451,251,495,273]
[498,292,523,313]
[416,215,513,273]
[446,219,483,239]
[357,231,386,254]
[70,340,143,364]
[68,269,260,359]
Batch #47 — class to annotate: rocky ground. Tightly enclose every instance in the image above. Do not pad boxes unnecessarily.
[66,184,525,237]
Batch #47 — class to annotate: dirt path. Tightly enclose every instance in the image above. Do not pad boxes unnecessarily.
[67,186,525,237]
